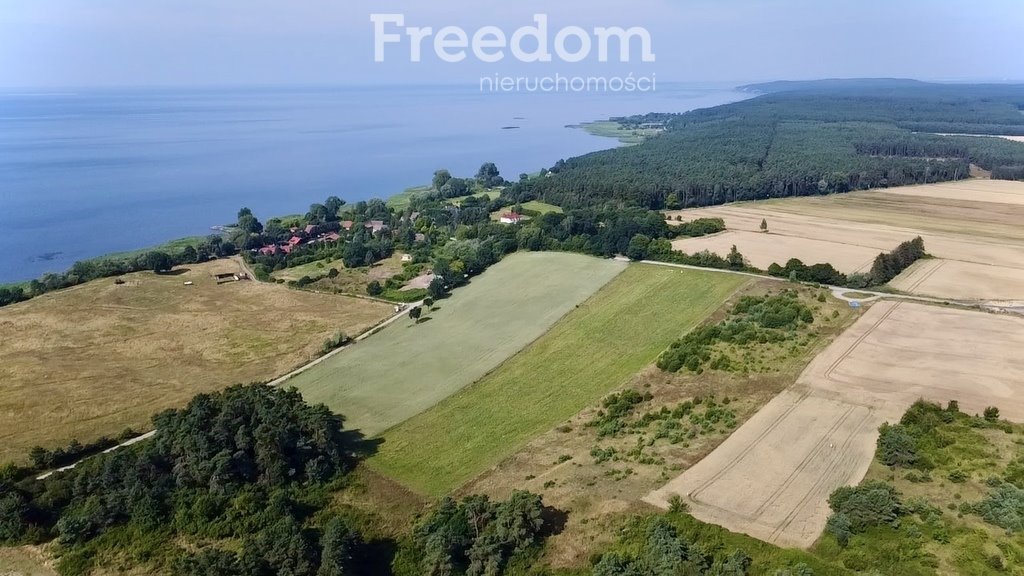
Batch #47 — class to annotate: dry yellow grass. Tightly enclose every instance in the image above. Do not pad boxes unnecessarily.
[0,259,392,464]
[646,301,1024,548]
[668,180,1024,300]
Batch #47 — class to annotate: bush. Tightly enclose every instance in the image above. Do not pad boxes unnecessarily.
[321,331,350,355]
[971,483,1024,532]
[877,424,919,468]
[826,480,904,544]
[984,406,1001,422]
[948,469,968,484]
[366,280,383,296]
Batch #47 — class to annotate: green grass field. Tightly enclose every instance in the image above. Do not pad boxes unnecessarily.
[520,200,563,214]
[288,252,626,437]
[370,264,749,496]
[451,190,501,206]
[385,185,432,210]
[270,258,347,282]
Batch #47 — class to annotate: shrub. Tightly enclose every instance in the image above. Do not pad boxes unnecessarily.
[971,483,1024,532]
[984,406,1001,422]
[321,331,350,355]
[877,423,919,468]
[826,480,904,543]
[366,280,383,296]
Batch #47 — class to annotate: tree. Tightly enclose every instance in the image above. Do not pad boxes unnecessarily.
[0,491,28,542]
[727,245,744,269]
[408,306,422,321]
[145,251,174,274]
[318,518,362,576]
[180,245,198,264]
[308,203,330,224]
[475,163,503,187]
[423,297,434,308]
[324,196,345,220]
[433,169,452,191]
[238,213,263,235]
[760,218,769,232]
[366,281,383,296]
[428,277,447,300]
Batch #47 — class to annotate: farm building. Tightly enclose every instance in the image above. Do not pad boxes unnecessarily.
[500,212,523,224]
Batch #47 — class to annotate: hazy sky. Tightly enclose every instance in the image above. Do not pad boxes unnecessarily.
[1,0,1022,87]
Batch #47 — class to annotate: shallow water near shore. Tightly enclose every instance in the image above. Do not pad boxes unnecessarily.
[0,83,746,283]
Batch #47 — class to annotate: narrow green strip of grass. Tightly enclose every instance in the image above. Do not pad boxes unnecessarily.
[371,264,748,496]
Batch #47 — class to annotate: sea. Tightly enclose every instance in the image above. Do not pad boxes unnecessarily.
[0,83,748,283]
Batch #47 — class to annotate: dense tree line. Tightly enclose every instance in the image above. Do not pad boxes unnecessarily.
[766,237,927,288]
[868,236,926,285]
[503,83,1024,211]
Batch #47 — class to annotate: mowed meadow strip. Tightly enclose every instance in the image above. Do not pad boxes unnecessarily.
[371,265,749,496]
[289,252,626,436]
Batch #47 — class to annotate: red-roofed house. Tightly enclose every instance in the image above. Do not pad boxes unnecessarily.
[281,244,293,254]
[304,224,317,235]
[287,236,304,246]
[341,220,355,231]
[500,212,523,224]
[259,245,279,256]
[322,232,341,243]
[365,220,387,234]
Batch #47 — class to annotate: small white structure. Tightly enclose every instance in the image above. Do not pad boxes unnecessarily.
[500,212,524,224]
[401,254,413,262]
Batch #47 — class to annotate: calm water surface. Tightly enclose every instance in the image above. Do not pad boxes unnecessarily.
[0,84,747,282]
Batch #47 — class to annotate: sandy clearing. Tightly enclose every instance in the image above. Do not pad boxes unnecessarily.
[401,272,435,291]
[890,259,1024,301]
[673,230,879,273]
[646,301,1024,548]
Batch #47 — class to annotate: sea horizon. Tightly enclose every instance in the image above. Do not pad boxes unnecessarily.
[0,82,749,283]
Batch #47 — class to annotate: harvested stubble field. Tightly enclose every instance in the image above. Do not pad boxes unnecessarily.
[370,264,748,497]
[288,252,627,438]
[668,180,1024,301]
[646,300,1024,548]
[0,259,392,464]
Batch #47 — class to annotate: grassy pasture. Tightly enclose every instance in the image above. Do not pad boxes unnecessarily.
[287,252,626,438]
[520,200,563,214]
[371,264,749,496]
[0,259,392,464]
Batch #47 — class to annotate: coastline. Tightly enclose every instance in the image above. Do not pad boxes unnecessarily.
[0,121,632,287]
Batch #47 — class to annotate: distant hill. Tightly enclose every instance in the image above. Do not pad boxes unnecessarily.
[738,78,933,94]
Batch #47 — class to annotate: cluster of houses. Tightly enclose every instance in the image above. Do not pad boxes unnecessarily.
[256,223,346,256]
[254,215,427,257]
